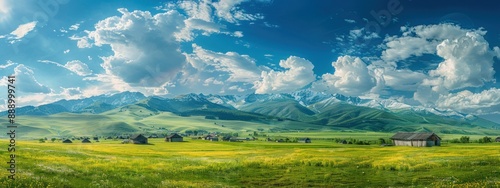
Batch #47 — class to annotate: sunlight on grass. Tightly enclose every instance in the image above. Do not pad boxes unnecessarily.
[0,139,498,187]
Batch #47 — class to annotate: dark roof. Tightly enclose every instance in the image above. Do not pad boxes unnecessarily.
[167,133,183,138]
[391,132,441,140]
[496,137,500,140]
[130,134,146,139]
[205,134,216,137]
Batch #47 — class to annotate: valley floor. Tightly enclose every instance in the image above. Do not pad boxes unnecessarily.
[0,138,499,188]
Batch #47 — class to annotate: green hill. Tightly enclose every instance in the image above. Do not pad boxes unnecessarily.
[239,99,316,121]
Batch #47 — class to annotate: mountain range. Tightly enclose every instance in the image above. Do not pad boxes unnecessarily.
[4,90,499,134]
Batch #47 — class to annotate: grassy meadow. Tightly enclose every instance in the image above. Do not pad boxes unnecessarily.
[0,138,499,188]
[0,109,499,187]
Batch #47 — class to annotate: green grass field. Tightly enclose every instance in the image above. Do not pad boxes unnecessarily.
[0,109,499,187]
[0,138,499,187]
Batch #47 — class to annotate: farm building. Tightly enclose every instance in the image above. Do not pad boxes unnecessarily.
[298,138,311,143]
[165,133,183,142]
[130,134,148,144]
[496,137,500,142]
[210,137,219,141]
[391,132,441,147]
[62,139,72,143]
[204,134,217,140]
[82,138,91,143]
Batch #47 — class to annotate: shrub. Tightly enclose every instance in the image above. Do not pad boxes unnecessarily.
[378,138,386,144]
[478,136,492,143]
[460,136,470,143]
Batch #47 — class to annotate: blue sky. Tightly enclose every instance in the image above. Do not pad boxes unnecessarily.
[1,0,500,119]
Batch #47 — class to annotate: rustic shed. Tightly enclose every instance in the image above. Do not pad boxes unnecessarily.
[165,133,183,142]
[495,137,500,142]
[391,132,441,147]
[298,138,311,143]
[204,134,216,140]
[62,139,72,143]
[210,137,219,141]
[130,134,148,144]
[82,138,91,143]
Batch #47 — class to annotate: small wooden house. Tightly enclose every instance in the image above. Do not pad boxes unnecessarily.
[62,139,72,143]
[165,133,183,142]
[210,137,219,141]
[82,138,91,143]
[339,140,348,144]
[495,137,500,142]
[204,134,217,140]
[298,138,311,143]
[391,132,441,147]
[130,134,148,144]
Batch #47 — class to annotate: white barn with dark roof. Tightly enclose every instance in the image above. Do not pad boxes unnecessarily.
[391,132,441,147]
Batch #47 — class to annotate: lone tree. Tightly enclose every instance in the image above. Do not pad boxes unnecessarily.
[51,138,57,143]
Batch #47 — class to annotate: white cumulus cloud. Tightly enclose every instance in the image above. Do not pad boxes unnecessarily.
[254,56,315,94]
[430,31,496,90]
[381,24,498,107]
[85,8,187,87]
[436,89,500,115]
[176,44,262,95]
[313,56,376,96]
[187,44,261,83]
[64,60,93,76]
